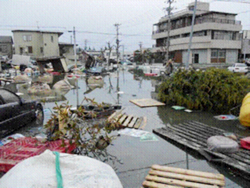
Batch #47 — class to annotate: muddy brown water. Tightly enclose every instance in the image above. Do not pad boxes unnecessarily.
[3,70,250,187]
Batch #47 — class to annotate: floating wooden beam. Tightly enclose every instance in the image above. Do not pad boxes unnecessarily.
[122,115,133,127]
[128,117,138,128]
[134,117,143,129]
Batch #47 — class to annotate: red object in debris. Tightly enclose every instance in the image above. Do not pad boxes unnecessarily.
[48,139,76,153]
[50,72,61,75]
[145,73,158,77]
[0,137,76,172]
[240,137,250,150]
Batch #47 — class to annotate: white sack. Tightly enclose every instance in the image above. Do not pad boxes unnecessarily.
[0,150,123,188]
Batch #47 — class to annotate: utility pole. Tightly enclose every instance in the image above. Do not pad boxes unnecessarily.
[69,26,79,107]
[114,23,121,92]
[84,39,88,50]
[139,42,143,63]
[165,0,174,62]
[186,0,197,69]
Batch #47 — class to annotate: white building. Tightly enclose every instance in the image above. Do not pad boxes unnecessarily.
[152,2,242,64]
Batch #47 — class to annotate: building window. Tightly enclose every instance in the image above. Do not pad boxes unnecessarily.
[28,46,33,53]
[211,50,218,58]
[248,40,250,45]
[40,47,44,53]
[106,52,110,56]
[23,35,32,41]
[112,52,117,56]
[51,36,54,42]
[218,50,226,58]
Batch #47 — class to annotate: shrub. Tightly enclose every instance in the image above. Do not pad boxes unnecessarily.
[158,68,250,113]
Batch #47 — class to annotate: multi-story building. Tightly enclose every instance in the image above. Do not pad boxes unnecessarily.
[12,30,63,59]
[152,1,242,64]
[241,30,250,60]
[0,36,13,59]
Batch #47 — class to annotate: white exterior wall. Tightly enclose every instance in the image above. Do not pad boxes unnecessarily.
[192,49,207,64]
[226,50,238,63]
[42,33,60,57]
[182,50,207,64]
[13,32,41,58]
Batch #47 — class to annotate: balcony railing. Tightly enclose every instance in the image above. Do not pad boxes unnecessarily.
[153,18,241,34]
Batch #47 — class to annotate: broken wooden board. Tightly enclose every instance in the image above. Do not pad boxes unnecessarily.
[153,121,250,181]
[129,98,165,108]
[108,112,147,129]
[142,164,225,188]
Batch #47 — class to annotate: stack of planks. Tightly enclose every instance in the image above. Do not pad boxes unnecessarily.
[108,110,147,129]
[153,121,250,180]
[142,165,225,188]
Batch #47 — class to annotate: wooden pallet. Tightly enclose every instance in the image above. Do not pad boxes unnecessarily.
[130,98,165,108]
[142,165,225,188]
[108,110,147,129]
[153,121,250,181]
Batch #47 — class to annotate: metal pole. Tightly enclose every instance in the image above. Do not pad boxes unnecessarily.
[114,23,120,92]
[186,0,198,69]
[73,26,79,106]
[165,0,173,62]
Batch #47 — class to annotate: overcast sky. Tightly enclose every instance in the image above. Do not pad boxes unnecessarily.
[0,0,250,51]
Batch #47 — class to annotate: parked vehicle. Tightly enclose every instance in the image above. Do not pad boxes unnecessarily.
[0,88,44,138]
[227,63,249,73]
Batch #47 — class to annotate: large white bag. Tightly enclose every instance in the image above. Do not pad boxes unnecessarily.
[0,150,122,188]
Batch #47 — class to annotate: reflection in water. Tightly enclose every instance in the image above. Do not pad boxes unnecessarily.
[84,76,104,95]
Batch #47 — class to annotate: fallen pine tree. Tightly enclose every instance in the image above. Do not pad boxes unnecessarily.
[158,68,250,113]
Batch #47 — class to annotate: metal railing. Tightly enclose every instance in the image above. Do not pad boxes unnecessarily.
[153,18,241,34]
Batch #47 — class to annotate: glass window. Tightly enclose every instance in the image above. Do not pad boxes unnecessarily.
[40,47,43,53]
[211,50,218,58]
[218,50,226,58]
[0,90,19,103]
[51,36,54,42]
[23,35,32,41]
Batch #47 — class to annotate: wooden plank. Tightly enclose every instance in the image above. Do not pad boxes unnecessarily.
[145,175,220,188]
[118,114,128,124]
[151,165,225,180]
[107,108,124,122]
[153,122,250,181]
[130,98,165,108]
[114,113,124,122]
[134,117,143,129]
[140,116,147,130]
[128,117,138,128]
[142,180,184,188]
[122,115,133,127]
[149,170,225,186]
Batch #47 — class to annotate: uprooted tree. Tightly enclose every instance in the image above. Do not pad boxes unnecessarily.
[158,68,250,113]
[44,98,122,164]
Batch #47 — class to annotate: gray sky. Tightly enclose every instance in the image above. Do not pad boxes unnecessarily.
[0,0,250,51]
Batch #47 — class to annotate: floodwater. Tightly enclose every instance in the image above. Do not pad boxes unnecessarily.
[3,69,250,187]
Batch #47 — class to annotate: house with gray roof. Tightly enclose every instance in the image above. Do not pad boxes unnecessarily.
[0,36,13,58]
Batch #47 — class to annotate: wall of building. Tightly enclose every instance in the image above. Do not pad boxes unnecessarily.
[13,31,41,58]
[0,43,12,58]
[42,33,60,57]
[226,49,238,63]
